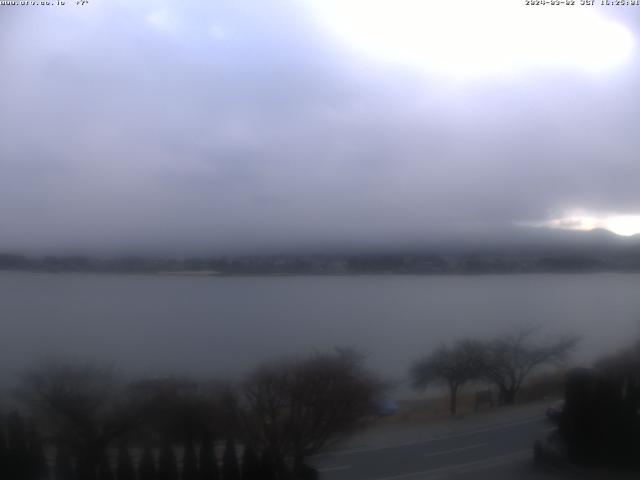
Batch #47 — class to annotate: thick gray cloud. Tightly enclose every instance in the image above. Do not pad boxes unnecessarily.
[2,1,640,253]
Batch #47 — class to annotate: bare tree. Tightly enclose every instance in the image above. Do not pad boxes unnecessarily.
[130,377,231,444]
[482,328,579,405]
[17,361,149,480]
[237,349,382,477]
[411,339,486,415]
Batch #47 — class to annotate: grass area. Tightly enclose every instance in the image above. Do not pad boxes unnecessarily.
[383,370,566,424]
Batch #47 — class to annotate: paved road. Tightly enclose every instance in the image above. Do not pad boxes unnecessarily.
[311,415,551,480]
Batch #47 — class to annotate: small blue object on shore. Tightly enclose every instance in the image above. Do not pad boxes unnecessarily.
[373,398,399,416]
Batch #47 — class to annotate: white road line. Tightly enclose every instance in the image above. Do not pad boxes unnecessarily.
[424,449,532,479]
[315,416,543,457]
[317,465,352,472]
[372,449,530,480]
[423,442,487,458]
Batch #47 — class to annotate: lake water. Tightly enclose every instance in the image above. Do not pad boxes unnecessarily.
[1,271,639,388]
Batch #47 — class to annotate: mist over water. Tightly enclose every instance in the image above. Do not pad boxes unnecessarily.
[2,271,638,389]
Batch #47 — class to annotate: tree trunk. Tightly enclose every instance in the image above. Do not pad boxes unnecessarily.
[501,387,517,405]
[449,384,459,416]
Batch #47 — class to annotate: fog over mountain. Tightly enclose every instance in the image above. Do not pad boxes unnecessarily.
[2,1,640,255]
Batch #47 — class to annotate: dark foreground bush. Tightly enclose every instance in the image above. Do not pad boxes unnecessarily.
[560,362,640,468]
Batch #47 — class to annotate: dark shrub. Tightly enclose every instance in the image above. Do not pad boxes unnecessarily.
[198,433,219,480]
[222,439,239,480]
[27,425,49,480]
[157,442,178,480]
[7,411,30,478]
[240,445,260,480]
[560,361,640,468]
[138,445,156,480]
[183,439,198,480]
[116,444,135,480]
[54,447,75,480]
[97,452,114,480]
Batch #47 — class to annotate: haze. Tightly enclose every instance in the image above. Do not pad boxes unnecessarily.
[2,1,640,254]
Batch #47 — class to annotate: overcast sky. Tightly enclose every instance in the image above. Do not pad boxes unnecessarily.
[2,0,640,254]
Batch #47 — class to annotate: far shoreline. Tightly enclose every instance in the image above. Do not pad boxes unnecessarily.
[2,269,640,277]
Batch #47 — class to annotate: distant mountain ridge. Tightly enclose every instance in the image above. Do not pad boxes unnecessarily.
[2,227,640,275]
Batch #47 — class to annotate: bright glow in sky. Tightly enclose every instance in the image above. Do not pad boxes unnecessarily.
[605,216,640,236]
[309,0,634,77]
[529,211,640,237]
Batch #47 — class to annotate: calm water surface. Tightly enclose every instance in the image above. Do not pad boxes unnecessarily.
[1,271,639,386]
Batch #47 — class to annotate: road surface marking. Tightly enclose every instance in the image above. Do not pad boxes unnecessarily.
[315,416,543,457]
[423,442,487,458]
[425,449,531,479]
[317,465,352,472]
[371,449,530,480]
